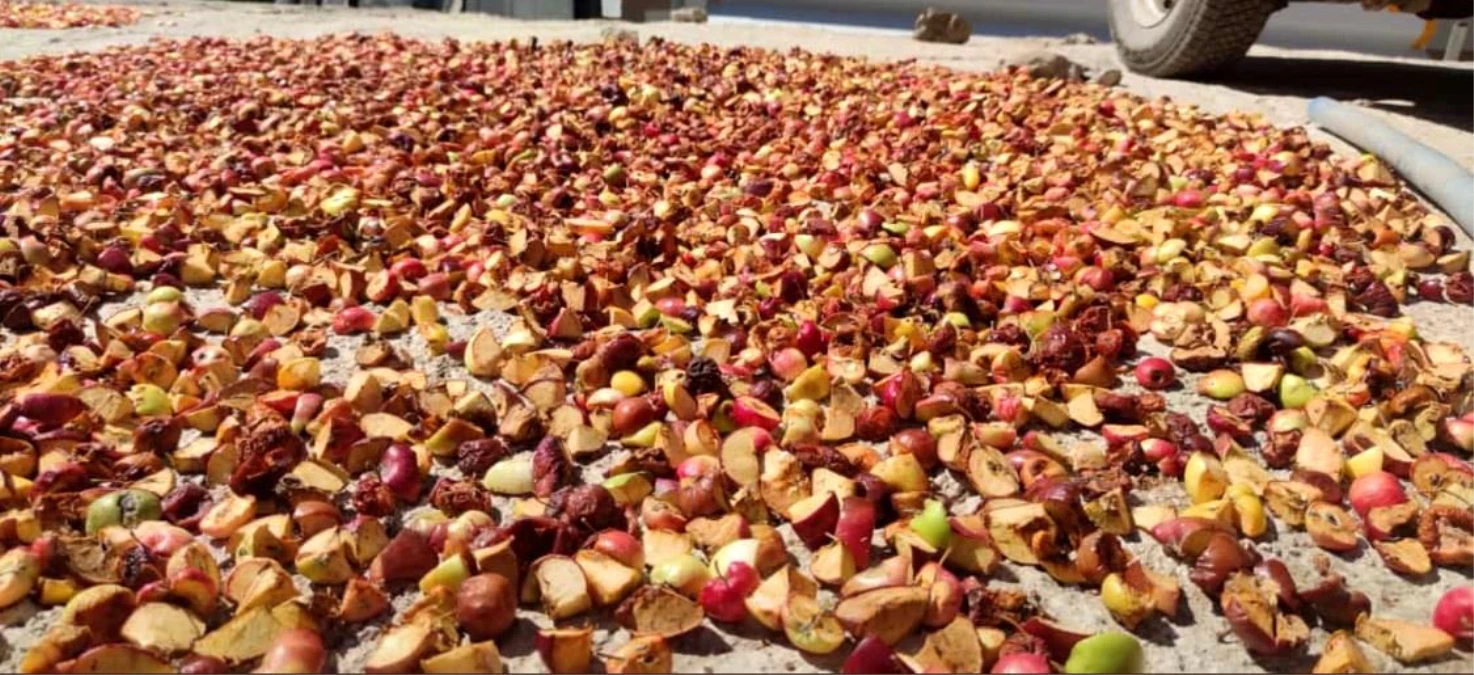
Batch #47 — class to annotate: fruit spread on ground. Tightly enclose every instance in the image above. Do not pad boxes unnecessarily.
[0,33,1470,674]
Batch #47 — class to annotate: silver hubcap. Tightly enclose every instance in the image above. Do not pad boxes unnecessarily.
[1128,0,1176,28]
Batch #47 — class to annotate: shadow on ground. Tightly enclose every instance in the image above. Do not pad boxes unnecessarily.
[1217,54,1473,133]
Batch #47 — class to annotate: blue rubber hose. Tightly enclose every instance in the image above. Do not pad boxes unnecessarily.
[1307,96,1474,237]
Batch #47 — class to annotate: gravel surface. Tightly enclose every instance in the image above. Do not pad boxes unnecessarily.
[1,2,1471,673]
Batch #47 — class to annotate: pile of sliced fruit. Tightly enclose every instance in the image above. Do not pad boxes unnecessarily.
[0,1,139,29]
[0,33,1470,674]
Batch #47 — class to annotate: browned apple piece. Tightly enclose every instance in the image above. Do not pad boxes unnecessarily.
[1366,502,1420,541]
[1305,502,1361,553]
[841,555,912,598]
[60,584,136,640]
[1075,531,1130,586]
[192,607,286,664]
[1419,504,1473,567]
[421,641,502,674]
[574,550,643,607]
[533,555,592,620]
[604,635,672,674]
[1312,630,1373,674]
[834,585,928,645]
[1221,572,1309,655]
[976,626,1007,670]
[1409,454,1473,504]
[967,445,1020,498]
[907,617,983,674]
[1082,487,1133,536]
[365,621,437,674]
[760,449,812,518]
[1296,428,1345,481]
[471,539,519,588]
[120,602,204,655]
[947,514,1000,575]
[1299,571,1371,627]
[721,427,763,486]
[1354,616,1455,664]
[685,514,747,551]
[340,577,391,622]
[1372,539,1432,576]
[985,502,1055,566]
[641,529,694,568]
[746,565,818,631]
[68,644,174,674]
[369,529,438,583]
[1263,480,1325,528]
[1188,533,1254,595]
[1149,517,1234,560]
[615,585,704,639]
[536,626,594,674]
[1123,561,1181,618]
[810,541,857,586]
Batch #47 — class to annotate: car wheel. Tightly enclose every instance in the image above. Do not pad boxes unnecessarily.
[1108,0,1276,78]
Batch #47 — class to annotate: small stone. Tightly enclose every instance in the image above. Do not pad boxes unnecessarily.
[1062,32,1098,45]
[671,7,708,23]
[1095,68,1123,87]
[913,8,971,45]
[601,27,639,43]
[1007,50,1075,80]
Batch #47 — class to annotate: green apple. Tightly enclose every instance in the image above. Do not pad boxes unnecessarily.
[908,500,952,550]
[1065,632,1143,673]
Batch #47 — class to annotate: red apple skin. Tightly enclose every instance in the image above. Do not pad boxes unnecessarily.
[1348,471,1407,519]
[1432,586,1473,642]
[835,497,876,569]
[732,396,782,431]
[991,653,1052,674]
[790,493,840,550]
[842,636,907,674]
[591,530,644,569]
[921,562,962,628]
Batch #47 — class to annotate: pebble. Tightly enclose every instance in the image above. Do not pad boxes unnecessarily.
[671,7,708,23]
[913,8,971,45]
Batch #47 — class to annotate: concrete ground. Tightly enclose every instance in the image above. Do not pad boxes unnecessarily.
[0,2,1471,673]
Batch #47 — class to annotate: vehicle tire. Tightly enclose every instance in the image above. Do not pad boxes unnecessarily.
[1108,0,1276,78]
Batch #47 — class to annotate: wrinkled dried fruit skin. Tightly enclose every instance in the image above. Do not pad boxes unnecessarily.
[547,484,625,535]
[457,438,509,476]
[532,437,574,498]
[229,418,306,499]
[353,474,398,518]
[1417,505,1472,567]
[161,484,211,530]
[429,478,494,517]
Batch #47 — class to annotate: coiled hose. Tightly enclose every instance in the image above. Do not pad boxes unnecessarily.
[1307,96,1474,237]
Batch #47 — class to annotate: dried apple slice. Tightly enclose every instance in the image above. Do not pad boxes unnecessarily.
[616,586,707,636]
[985,502,1055,566]
[574,550,643,607]
[68,644,174,674]
[421,641,502,674]
[783,593,845,654]
[536,626,594,674]
[834,585,928,645]
[1221,572,1309,655]
[193,607,286,664]
[365,621,436,674]
[905,616,982,674]
[1372,539,1432,576]
[1312,630,1372,674]
[604,635,672,675]
[1354,616,1455,664]
[1305,502,1360,553]
[533,555,592,620]
[120,602,205,654]
[967,445,1020,498]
